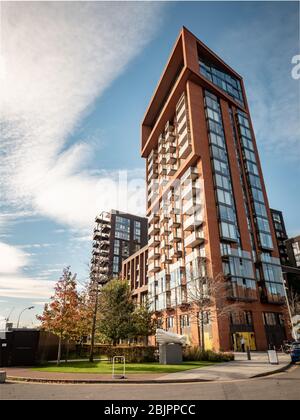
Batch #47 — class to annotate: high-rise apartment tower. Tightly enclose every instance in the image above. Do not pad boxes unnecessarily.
[141,27,291,351]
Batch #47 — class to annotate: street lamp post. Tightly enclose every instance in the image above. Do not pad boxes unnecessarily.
[17,306,34,329]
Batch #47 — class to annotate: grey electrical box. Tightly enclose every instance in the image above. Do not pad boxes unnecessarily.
[159,343,183,365]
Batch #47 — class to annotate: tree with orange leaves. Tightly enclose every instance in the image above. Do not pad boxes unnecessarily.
[37,267,81,364]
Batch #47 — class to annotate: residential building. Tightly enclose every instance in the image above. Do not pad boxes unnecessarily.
[91,210,147,284]
[270,210,300,294]
[270,209,290,266]
[140,27,291,351]
[286,235,300,269]
[122,245,149,305]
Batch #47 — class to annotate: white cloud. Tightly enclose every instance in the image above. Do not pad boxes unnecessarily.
[0,275,55,299]
[0,242,29,274]
[0,242,54,300]
[0,2,160,230]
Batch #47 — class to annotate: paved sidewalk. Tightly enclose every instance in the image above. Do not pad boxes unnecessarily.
[159,352,291,382]
[3,352,291,384]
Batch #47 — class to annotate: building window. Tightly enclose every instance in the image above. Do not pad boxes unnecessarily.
[115,216,130,240]
[180,315,190,328]
[113,256,119,275]
[220,222,238,241]
[134,220,141,242]
[122,242,129,258]
[166,316,174,329]
[114,239,120,255]
[115,231,130,241]
[259,233,273,249]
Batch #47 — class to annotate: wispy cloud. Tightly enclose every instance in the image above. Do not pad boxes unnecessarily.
[0,275,55,299]
[0,2,161,230]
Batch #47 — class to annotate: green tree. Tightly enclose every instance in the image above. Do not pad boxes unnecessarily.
[97,279,135,346]
[132,301,155,345]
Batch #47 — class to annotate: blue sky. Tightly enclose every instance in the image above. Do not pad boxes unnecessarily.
[0,1,299,326]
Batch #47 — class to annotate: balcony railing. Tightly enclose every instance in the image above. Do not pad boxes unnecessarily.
[183,212,203,231]
[167,165,177,176]
[148,212,159,225]
[149,224,160,236]
[184,230,205,248]
[169,248,183,258]
[179,141,192,160]
[148,261,161,274]
[168,214,181,228]
[181,182,200,201]
[149,235,160,247]
[178,126,188,146]
[182,198,202,216]
[99,240,110,249]
[181,166,198,184]
[148,248,160,261]
[169,230,182,242]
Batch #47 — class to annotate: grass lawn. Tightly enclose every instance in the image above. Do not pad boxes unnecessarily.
[32,360,215,374]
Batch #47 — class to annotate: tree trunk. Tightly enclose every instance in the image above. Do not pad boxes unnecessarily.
[57,333,62,365]
[200,311,205,352]
[65,340,70,363]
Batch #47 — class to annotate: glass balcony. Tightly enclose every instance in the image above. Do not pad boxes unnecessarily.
[177,118,187,135]
[148,261,161,274]
[148,212,159,225]
[161,239,171,250]
[183,212,204,231]
[167,165,177,176]
[178,126,188,147]
[181,182,200,201]
[169,230,182,242]
[182,197,202,216]
[169,247,183,258]
[148,189,159,203]
[161,225,171,235]
[179,141,192,160]
[147,159,158,174]
[149,224,160,236]
[168,214,181,228]
[184,230,205,248]
[148,149,158,164]
[148,247,160,261]
[149,235,160,247]
[161,254,172,264]
[181,166,198,184]
[166,153,177,165]
[158,166,168,176]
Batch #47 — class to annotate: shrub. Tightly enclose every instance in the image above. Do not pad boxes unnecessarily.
[106,346,157,363]
[76,344,158,363]
[183,346,234,363]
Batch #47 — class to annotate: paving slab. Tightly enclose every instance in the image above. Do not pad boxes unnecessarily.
[159,352,291,382]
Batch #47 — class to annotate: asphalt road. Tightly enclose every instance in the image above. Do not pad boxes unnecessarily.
[0,365,299,401]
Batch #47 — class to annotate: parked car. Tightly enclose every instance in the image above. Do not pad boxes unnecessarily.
[290,342,300,364]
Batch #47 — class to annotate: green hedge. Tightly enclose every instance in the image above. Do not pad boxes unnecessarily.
[106,346,158,363]
[76,344,158,363]
[183,346,234,362]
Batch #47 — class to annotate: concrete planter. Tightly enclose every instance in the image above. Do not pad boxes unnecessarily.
[0,371,6,383]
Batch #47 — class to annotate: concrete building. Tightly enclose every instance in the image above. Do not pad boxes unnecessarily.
[91,210,147,284]
[138,27,290,351]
